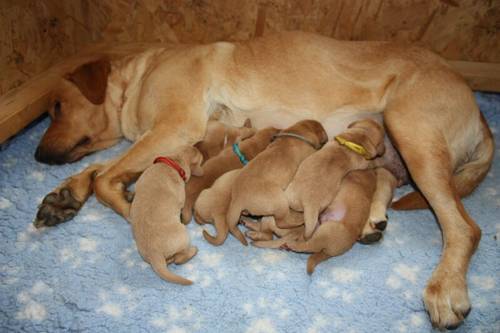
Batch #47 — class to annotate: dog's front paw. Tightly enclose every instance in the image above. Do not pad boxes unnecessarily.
[34,188,82,228]
[423,273,471,330]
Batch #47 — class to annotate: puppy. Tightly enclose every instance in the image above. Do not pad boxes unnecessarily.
[182,127,280,223]
[226,119,328,245]
[130,146,203,285]
[193,169,241,246]
[284,169,377,274]
[285,119,385,239]
[195,119,255,162]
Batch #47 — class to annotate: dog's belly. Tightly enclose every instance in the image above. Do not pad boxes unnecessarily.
[220,106,383,140]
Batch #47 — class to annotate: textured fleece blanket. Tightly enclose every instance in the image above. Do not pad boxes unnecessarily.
[0,92,499,333]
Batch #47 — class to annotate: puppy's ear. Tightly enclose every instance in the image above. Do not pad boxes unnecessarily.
[338,131,380,159]
[64,58,111,105]
[243,118,252,128]
[189,147,204,177]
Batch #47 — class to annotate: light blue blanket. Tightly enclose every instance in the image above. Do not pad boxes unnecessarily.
[0,92,499,333]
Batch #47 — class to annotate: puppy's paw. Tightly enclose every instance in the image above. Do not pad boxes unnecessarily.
[245,230,273,241]
[373,217,388,231]
[34,188,82,228]
[423,273,471,330]
[358,231,383,244]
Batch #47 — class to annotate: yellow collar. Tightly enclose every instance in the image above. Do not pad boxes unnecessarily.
[334,136,370,159]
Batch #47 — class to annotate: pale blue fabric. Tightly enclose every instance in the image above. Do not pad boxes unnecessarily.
[0,92,499,333]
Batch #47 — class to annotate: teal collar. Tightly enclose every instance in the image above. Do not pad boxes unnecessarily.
[232,143,249,165]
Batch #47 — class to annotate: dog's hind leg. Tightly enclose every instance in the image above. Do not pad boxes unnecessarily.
[173,246,198,265]
[203,214,229,246]
[384,87,485,329]
[34,163,103,228]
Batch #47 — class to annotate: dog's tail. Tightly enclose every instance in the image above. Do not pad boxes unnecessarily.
[392,113,494,210]
[303,204,320,239]
[307,251,330,275]
[203,214,229,246]
[150,255,193,286]
[225,200,248,246]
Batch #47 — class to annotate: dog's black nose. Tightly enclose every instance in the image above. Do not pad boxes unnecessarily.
[34,146,63,165]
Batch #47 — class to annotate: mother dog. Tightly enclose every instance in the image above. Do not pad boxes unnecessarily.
[33,31,493,330]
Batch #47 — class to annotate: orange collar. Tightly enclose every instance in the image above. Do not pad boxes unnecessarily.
[153,156,187,182]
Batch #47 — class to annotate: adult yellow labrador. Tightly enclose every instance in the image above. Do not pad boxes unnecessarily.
[33,31,493,330]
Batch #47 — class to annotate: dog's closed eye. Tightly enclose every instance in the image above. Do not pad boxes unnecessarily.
[54,101,62,118]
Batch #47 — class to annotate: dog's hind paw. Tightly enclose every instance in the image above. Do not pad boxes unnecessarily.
[34,188,82,228]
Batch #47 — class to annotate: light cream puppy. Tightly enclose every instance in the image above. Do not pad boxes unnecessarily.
[284,169,377,274]
[193,169,241,246]
[285,119,385,239]
[130,146,203,285]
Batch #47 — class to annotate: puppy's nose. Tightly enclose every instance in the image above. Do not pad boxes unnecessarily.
[34,146,42,161]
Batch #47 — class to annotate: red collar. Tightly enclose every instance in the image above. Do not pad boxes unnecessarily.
[153,156,187,182]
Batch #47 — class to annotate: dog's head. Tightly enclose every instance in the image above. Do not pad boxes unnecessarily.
[182,146,204,179]
[195,118,256,161]
[35,58,119,164]
[285,119,329,148]
[339,119,385,159]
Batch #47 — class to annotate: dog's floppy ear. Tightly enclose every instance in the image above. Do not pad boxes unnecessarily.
[189,146,204,177]
[65,58,111,105]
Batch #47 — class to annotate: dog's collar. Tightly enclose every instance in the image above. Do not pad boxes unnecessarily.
[232,143,249,165]
[271,132,321,150]
[153,156,187,182]
[334,136,369,159]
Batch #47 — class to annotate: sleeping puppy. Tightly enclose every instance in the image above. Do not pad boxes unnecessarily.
[226,120,328,245]
[193,169,241,246]
[130,145,203,285]
[285,119,385,239]
[195,119,255,162]
[283,169,377,274]
[182,127,279,223]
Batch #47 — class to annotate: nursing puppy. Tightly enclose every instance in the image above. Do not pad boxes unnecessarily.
[182,127,280,223]
[285,119,385,239]
[193,169,241,246]
[130,146,203,285]
[284,169,377,274]
[226,120,328,245]
[195,119,255,162]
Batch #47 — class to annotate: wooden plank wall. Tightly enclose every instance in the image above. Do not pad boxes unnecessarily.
[1,0,499,96]
[0,0,499,143]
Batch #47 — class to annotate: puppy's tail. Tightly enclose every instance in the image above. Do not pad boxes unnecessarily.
[225,200,248,246]
[203,214,229,246]
[393,113,494,210]
[150,256,193,286]
[307,251,330,275]
[303,204,320,240]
